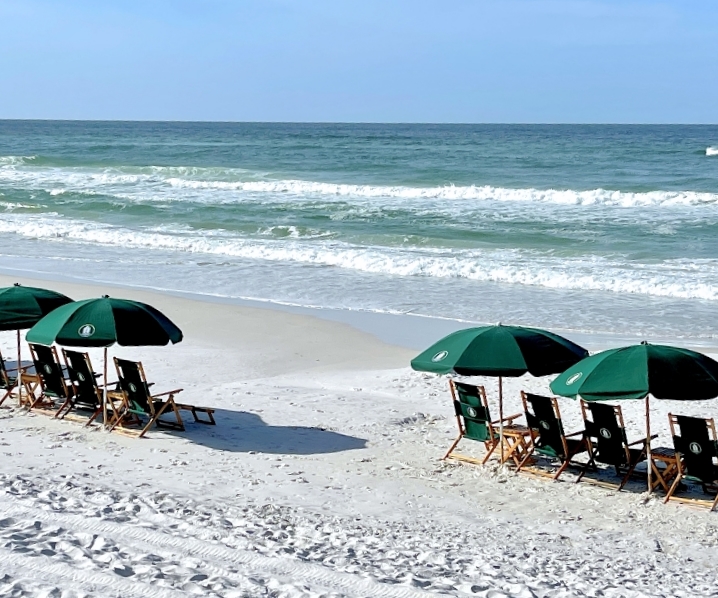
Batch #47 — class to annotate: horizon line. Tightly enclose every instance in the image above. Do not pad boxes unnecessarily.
[1,119,717,126]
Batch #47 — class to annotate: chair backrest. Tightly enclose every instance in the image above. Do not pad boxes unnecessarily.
[670,414,718,483]
[522,392,569,458]
[114,358,153,415]
[29,343,70,399]
[0,350,11,389]
[452,381,494,443]
[63,350,101,409]
[582,401,630,466]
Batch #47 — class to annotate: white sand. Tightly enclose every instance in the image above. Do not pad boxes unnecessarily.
[1,274,717,597]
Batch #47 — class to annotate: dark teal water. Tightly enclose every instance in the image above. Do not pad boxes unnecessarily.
[1,121,718,339]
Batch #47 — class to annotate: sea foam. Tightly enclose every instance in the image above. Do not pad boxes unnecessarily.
[0,213,716,302]
[2,157,718,209]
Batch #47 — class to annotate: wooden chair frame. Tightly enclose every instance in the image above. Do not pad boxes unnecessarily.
[0,350,33,407]
[517,392,588,480]
[577,400,651,490]
[27,343,75,412]
[109,358,185,438]
[444,380,529,467]
[665,414,718,511]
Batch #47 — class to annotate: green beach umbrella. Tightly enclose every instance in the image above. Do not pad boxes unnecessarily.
[550,342,718,490]
[0,283,73,405]
[26,296,183,424]
[412,325,588,459]
[26,296,183,348]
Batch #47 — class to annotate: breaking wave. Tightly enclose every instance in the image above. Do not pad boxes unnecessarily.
[0,213,716,302]
[707,147,718,157]
[2,157,718,208]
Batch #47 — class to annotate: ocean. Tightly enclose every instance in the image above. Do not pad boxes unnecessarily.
[1,121,717,342]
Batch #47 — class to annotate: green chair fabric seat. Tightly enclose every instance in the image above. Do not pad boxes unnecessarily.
[517,392,588,479]
[28,343,75,410]
[444,381,526,465]
[665,415,718,510]
[109,358,184,438]
[578,401,651,490]
[56,349,104,425]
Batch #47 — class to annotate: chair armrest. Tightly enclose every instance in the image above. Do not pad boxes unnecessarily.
[491,412,523,425]
[565,430,585,438]
[627,434,658,447]
[151,388,184,399]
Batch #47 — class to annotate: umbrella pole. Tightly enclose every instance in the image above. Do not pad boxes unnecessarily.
[16,329,22,407]
[645,395,652,493]
[498,376,505,463]
[103,347,108,428]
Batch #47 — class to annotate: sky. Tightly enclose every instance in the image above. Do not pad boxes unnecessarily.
[0,0,716,123]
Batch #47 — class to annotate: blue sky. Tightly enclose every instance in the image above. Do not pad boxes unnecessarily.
[0,0,715,123]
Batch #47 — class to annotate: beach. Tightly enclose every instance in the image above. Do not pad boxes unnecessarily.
[1,273,718,597]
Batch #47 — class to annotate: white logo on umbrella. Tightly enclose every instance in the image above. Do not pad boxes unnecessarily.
[566,372,583,385]
[78,324,96,338]
[432,350,449,362]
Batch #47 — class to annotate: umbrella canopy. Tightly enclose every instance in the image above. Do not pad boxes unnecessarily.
[26,296,183,348]
[550,343,718,402]
[411,325,589,377]
[0,284,73,330]
[412,324,588,464]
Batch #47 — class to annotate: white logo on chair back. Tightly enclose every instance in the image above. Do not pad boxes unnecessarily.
[689,442,703,455]
[128,382,137,393]
[78,324,96,338]
[599,428,612,439]
[77,372,86,382]
[466,406,478,418]
[539,420,550,430]
[431,350,449,362]
[43,364,52,374]
[566,372,583,385]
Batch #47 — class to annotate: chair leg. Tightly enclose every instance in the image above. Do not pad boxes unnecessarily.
[711,492,718,512]
[515,439,535,472]
[576,453,597,484]
[55,399,72,419]
[618,451,646,491]
[86,407,102,426]
[138,415,158,438]
[481,439,500,465]
[0,383,15,407]
[664,472,683,503]
[442,434,462,460]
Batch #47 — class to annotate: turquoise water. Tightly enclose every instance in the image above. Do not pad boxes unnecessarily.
[1,121,718,339]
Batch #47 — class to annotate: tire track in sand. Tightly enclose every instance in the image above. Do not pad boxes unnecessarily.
[0,500,437,598]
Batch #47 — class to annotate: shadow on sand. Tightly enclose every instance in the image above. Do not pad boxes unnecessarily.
[165,408,367,455]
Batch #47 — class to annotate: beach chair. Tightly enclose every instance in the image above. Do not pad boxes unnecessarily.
[0,350,30,407]
[664,414,718,511]
[578,401,651,490]
[109,358,185,437]
[444,381,529,466]
[517,392,588,479]
[55,349,106,425]
[28,343,74,411]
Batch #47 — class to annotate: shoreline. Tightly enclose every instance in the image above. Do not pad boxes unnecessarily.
[2,268,716,355]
